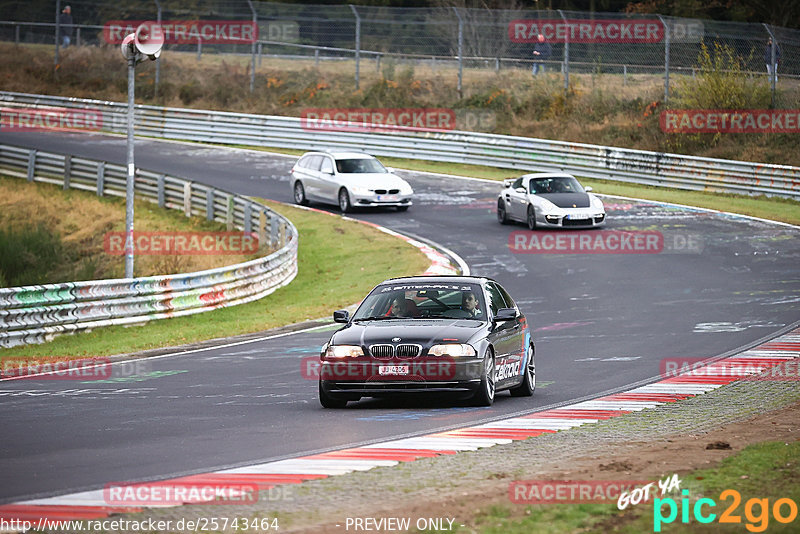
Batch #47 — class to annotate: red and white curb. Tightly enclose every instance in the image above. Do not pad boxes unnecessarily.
[1,329,797,522]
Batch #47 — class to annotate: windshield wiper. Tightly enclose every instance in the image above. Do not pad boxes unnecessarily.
[353,316,402,322]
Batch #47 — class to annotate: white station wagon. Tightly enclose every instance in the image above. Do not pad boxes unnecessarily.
[290,150,413,212]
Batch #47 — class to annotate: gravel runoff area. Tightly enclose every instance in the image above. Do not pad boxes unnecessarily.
[80,350,800,534]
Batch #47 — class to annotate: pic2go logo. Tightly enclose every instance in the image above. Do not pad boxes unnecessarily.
[654,489,798,532]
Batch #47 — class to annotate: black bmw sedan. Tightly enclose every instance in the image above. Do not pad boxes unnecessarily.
[319,276,535,408]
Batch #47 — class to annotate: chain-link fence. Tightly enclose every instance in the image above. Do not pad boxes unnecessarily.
[1,1,798,103]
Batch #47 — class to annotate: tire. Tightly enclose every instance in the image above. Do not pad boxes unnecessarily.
[396,205,410,212]
[293,181,308,205]
[338,188,352,213]
[319,381,348,409]
[526,205,537,231]
[470,349,495,407]
[510,345,536,397]
[497,199,509,225]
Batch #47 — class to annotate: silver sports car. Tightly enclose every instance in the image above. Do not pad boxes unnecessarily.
[497,173,606,229]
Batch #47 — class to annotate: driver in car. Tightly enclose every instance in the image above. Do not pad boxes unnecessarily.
[462,291,483,318]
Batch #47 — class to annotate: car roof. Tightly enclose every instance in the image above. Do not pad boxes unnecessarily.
[302,150,375,160]
[520,172,576,180]
[378,275,498,287]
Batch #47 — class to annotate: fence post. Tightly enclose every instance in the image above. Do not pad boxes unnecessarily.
[247,0,257,93]
[259,210,268,252]
[558,10,569,96]
[206,188,214,221]
[157,174,165,207]
[76,27,81,46]
[154,0,162,99]
[226,195,234,231]
[623,64,627,86]
[453,7,463,97]
[183,182,192,217]
[350,5,361,90]
[763,23,777,108]
[258,42,263,67]
[658,15,670,104]
[27,150,36,182]
[15,24,20,45]
[97,161,105,196]
[270,215,279,248]
[244,203,252,234]
[63,155,71,190]
[55,0,61,68]
[314,48,319,66]
[197,39,202,60]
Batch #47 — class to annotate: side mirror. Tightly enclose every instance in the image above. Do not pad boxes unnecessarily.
[333,310,350,323]
[493,307,517,323]
[585,186,593,192]
[385,167,396,173]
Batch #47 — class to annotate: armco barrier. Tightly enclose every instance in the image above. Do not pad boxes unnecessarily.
[1,91,799,199]
[0,143,298,348]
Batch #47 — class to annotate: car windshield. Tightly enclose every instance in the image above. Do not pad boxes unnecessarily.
[530,176,585,194]
[336,158,386,174]
[352,283,486,321]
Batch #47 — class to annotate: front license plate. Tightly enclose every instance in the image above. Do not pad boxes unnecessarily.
[378,365,409,376]
[377,195,399,202]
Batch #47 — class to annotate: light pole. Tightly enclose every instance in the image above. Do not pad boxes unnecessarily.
[120,23,163,278]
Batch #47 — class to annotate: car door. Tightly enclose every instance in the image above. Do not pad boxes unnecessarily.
[502,177,527,221]
[301,155,324,200]
[317,155,340,203]
[485,282,523,386]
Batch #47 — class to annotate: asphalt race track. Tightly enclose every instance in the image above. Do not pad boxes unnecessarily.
[1,131,798,503]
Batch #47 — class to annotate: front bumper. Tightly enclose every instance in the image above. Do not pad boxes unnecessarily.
[352,193,413,208]
[539,212,606,228]
[319,356,483,397]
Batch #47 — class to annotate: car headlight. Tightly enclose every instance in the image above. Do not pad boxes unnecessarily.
[590,195,604,210]
[350,186,372,196]
[428,344,476,357]
[399,183,413,195]
[324,345,364,358]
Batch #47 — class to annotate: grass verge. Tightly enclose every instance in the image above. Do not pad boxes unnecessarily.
[468,439,800,534]
[0,200,430,359]
[0,175,261,286]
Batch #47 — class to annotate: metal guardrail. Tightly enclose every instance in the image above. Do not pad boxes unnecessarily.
[1,91,797,199]
[0,143,298,348]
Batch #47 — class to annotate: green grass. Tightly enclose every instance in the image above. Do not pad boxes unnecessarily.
[0,200,430,359]
[465,440,800,533]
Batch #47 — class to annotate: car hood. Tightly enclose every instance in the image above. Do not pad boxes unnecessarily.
[331,319,484,348]
[538,192,590,208]
[338,173,410,190]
